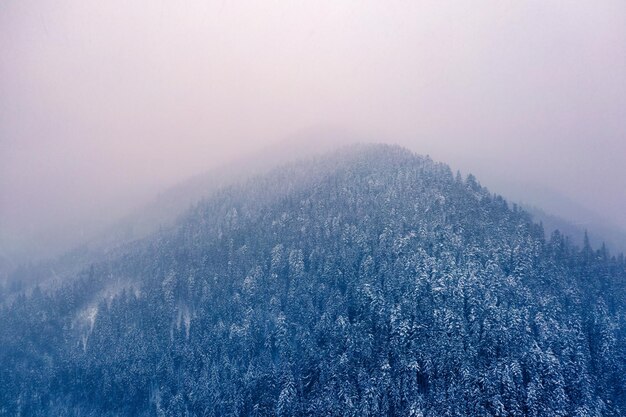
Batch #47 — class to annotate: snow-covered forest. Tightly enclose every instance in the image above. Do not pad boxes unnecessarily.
[1,145,624,416]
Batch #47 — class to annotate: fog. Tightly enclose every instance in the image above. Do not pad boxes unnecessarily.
[2,0,626,265]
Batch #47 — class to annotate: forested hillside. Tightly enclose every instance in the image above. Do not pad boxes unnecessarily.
[1,144,624,416]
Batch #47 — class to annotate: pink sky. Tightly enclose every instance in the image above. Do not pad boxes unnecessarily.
[1,0,626,260]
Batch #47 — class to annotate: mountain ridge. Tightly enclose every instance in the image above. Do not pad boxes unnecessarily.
[1,144,624,416]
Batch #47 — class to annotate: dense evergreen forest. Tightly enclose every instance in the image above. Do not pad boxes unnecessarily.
[1,144,624,416]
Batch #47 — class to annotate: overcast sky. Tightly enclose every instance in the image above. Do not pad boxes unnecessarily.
[1,0,625,261]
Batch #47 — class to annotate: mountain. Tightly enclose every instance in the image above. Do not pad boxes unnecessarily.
[0,144,624,416]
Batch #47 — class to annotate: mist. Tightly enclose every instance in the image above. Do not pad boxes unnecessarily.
[2,0,626,265]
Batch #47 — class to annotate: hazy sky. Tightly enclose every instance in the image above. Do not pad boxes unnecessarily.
[1,0,626,261]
